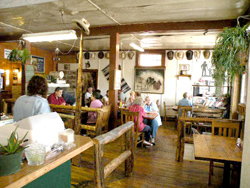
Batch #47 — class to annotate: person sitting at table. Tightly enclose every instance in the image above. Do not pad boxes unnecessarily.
[85,87,93,107]
[128,97,153,146]
[144,96,162,145]
[13,75,51,122]
[118,89,125,103]
[178,92,192,116]
[126,91,135,108]
[48,87,67,105]
[62,90,76,106]
[86,92,103,124]
[103,90,109,105]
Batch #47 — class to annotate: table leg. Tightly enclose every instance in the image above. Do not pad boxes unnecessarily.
[223,161,230,187]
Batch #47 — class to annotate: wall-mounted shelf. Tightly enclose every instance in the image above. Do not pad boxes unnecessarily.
[177,75,192,80]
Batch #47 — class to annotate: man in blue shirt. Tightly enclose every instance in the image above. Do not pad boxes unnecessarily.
[178,92,192,117]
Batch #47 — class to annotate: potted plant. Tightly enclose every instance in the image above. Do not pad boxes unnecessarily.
[8,48,31,64]
[212,24,250,88]
[0,126,28,176]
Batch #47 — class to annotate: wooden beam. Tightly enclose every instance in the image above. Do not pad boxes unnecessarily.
[109,32,119,129]
[87,20,236,36]
[74,31,83,134]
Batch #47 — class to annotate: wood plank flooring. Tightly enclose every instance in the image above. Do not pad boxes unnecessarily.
[71,121,234,188]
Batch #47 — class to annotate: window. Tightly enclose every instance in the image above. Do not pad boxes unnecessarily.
[136,50,165,68]
[139,54,162,66]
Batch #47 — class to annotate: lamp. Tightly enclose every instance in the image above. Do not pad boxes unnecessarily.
[129,43,144,52]
[22,30,77,42]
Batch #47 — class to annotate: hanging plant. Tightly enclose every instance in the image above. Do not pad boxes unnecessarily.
[8,48,31,64]
[212,24,250,87]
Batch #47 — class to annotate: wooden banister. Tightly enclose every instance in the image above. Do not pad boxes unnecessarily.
[93,122,134,145]
[93,121,134,188]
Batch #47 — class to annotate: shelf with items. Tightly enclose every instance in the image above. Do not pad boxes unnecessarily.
[177,75,192,80]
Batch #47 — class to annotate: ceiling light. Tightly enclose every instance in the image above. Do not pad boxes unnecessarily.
[22,30,77,42]
[129,43,144,52]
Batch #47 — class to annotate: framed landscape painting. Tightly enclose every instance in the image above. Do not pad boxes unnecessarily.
[134,68,164,94]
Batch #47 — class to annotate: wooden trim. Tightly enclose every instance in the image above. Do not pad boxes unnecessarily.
[87,20,236,36]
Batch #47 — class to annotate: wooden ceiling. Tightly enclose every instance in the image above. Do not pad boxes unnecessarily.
[0,0,249,51]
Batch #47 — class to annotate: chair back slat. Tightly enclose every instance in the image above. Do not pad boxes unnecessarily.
[212,120,240,138]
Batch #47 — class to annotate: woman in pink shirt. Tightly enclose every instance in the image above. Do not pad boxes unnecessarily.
[87,92,103,124]
[128,97,152,145]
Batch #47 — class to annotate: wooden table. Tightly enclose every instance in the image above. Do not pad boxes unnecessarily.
[144,112,158,120]
[193,134,242,186]
[0,135,93,188]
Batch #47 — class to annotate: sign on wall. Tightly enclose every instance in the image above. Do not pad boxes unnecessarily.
[31,56,45,73]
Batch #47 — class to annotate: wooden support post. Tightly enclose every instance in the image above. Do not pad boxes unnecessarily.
[125,128,134,177]
[94,143,104,188]
[176,119,184,162]
[75,31,83,134]
[109,32,119,129]
[231,74,240,119]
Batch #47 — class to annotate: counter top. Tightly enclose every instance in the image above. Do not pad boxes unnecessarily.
[0,135,93,188]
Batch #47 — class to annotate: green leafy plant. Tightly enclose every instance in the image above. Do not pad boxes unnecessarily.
[212,24,250,87]
[0,126,28,155]
[8,48,31,64]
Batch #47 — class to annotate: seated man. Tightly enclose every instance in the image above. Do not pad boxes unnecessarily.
[85,87,93,107]
[62,91,76,106]
[178,92,192,117]
[144,96,162,145]
[48,87,66,105]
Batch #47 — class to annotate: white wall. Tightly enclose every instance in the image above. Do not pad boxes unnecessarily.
[240,52,250,188]
[58,50,213,116]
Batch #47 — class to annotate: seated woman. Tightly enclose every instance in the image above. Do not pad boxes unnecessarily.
[86,92,103,124]
[128,97,152,146]
[126,91,135,108]
[13,75,51,122]
[144,96,162,145]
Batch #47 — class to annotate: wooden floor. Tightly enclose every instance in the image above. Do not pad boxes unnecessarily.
[71,121,232,188]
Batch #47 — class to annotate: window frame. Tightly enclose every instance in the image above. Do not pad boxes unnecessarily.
[135,50,166,69]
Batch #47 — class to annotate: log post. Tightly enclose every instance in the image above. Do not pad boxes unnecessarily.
[176,119,184,162]
[109,32,119,129]
[125,127,134,177]
[75,31,83,134]
[94,142,104,188]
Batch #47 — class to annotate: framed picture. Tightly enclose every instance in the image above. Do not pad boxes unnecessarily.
[31,56,45,73]
[134,68,164,94]
[179,64,190,71]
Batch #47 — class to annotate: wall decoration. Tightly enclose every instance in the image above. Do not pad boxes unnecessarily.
[134,68,164,94]
[101,65,131,93]
[31,56,45,73]
[179,64,190,71]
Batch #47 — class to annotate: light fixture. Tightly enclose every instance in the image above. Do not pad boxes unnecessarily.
[129,43,144,52]
[22,30,77,42]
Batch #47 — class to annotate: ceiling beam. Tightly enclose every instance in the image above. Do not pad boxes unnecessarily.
[86,19,237,36]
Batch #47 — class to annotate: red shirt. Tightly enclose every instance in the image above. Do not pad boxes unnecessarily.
[47,93,66,105]
[128,104,146,132]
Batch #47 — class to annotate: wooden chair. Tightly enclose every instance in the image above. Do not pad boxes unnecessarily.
[121,110,144,147]
[81,105,111,136]
[208,120,241,185]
